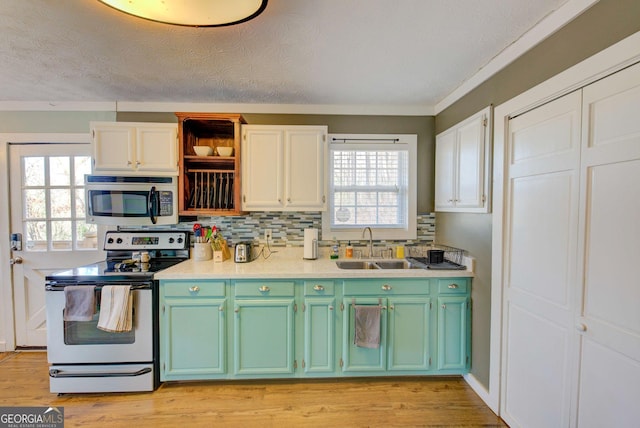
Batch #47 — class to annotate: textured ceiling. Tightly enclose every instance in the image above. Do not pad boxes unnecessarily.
[0,0,569,110]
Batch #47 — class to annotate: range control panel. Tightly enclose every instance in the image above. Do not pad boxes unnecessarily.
[104,231,189,251]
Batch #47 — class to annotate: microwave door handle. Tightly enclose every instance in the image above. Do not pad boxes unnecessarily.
[148,186,158,224]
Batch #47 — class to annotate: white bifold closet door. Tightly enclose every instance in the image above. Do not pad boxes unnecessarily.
[575,62,640,428]
[501,90,582,428]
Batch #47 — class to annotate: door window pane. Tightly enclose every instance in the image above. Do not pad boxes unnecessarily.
[50,156,70,186]
[23,157,45,186]
[51,220,72,250]
[25,189,46,218]
[25,221,47,251]
[77,222,98,249]
[50,189,71,218]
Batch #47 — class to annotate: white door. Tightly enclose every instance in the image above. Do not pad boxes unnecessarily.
[9,142,103,347]
[575,62,640,428]
[501,91,582,427]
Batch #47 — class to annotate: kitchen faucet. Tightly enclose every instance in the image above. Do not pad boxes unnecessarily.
[362,227,373,258]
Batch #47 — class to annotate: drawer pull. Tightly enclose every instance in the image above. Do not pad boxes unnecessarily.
[382,284,392,291]
[313,285,325,291]
[448,284,459,289]
[259,285,270,292]
[189,286,200,292]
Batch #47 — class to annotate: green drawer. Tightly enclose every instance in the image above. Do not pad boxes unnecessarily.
[343,279,430,296]
[234,281,295,297]
[304,280,335,296]
[162,281,226,297]
[437,278,469,294]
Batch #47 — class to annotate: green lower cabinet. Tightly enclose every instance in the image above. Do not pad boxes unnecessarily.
[160,281,227,381]
[342,297,388,372]
[233,298,296,376]
[303,297,336,374]
[342,296,432,373]
[233,281,296,376]
[388,297,432,371]
[437,295,469,371]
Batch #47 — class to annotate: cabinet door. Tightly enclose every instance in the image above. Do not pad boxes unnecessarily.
[437,296,469,371]
[136,124,178,174]
[91,122,136,172]
[456,117,485,209]
[434,129,456,210]
[388,297,431,371]
[233,299,295,375]
[284,127,327,210]
[303,297,335,374]
[342,298,387,372]
[241,127,284,210]
[161,297,226,380]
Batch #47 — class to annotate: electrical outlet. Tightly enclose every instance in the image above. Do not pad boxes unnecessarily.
[264,229,272,241]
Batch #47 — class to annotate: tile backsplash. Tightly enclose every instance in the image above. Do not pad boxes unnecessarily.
[180,212,436,249]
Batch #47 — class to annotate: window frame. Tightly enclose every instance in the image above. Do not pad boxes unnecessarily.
[322,134,417,241]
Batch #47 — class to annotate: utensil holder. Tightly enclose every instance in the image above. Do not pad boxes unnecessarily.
[194,243,213,261]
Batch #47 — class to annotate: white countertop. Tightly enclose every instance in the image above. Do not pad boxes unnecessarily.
[155,247,474,280]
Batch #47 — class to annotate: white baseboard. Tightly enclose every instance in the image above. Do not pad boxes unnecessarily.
[464,373,498,415]
[0,341,7,353]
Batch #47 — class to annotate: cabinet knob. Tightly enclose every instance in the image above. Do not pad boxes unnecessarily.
[189,286,200,292]
[136,161,141,166]
[313,284,324,291]
[442,304,446,309]
[576,323,587,332]
[234,307,239,313]
[127,161,132,166]
[219,306,224,312]
[287,198,291,202]
[389,305,395,310]
[382,284,392,291]
[329,306,334,311]
[448,284,459,289]
[259,285,270,292]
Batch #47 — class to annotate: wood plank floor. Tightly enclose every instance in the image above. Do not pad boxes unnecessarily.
[0,352,507,427]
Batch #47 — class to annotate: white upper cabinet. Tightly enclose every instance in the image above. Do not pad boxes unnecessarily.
[91,121,178,175]
[435,106,491,212]
[242,125,327,211]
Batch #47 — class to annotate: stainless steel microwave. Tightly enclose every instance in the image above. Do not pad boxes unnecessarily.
[85,175,178,226]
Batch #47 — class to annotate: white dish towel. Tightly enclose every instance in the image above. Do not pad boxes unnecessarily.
[97,285,133,333]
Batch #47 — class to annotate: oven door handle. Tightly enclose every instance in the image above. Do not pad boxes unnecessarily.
[45,283,153,291]
[49,367,152,378]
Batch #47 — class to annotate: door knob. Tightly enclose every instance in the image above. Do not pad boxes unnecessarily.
[9,256,23,265]
[576,323,587,332]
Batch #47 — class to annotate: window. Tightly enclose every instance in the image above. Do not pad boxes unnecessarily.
[322,134,417,240]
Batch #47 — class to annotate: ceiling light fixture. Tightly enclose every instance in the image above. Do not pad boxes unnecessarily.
[98,0,268,27]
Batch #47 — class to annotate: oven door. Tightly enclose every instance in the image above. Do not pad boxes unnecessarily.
[45,286,152,364]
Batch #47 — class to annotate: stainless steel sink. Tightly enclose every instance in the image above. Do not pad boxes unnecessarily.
[374,260,416,269]
[335,259,421,270]
[335,261,379,269]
